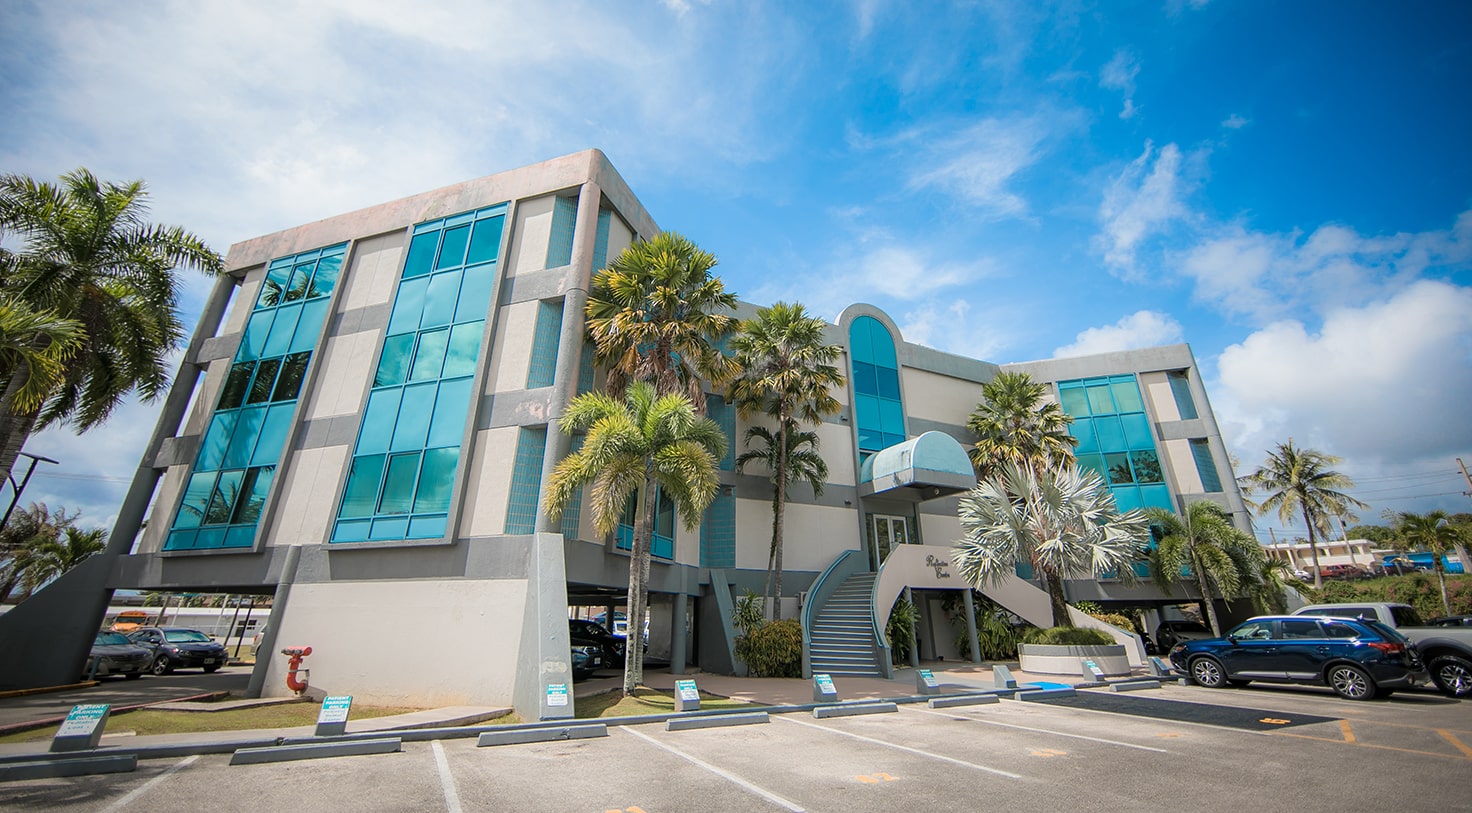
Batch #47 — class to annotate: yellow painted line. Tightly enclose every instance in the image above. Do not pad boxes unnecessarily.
[1439,730,1472,759]
[1275,731,1472,761]
[1259,718,1291,725]
[1154,732,1182,739]
[1339,720,1356,744]
[1030,748,1068,758]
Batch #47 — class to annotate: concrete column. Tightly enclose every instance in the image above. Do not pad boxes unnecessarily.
[962,589,981,664]
[536,181,603,534]
[247,545,302,698]
[670,593,688,675]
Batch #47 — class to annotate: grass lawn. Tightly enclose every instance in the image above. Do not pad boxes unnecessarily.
[0,700,436,744]
[576,687,754,719]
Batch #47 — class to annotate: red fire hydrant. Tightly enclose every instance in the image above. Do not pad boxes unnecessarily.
[282,646,312,695]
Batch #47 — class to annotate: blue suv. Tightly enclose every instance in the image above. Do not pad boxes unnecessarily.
[1168,615,1427,700]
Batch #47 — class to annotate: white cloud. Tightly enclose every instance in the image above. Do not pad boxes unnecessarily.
[1100,49,1140,120]
[1222,114,1249,129]
[909,115,1052,219]
[898,299,1011,361]
[1052,310,1184,358]
[1096,142,1192,277]
[1213,279,1472,479]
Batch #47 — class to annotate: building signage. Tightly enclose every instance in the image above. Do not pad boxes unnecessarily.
[547,683,569,707]
[675,680,700,702]
[918,669,937,688]
[815,674,836,693]
[318,696,353,724]
[924,555,952,579]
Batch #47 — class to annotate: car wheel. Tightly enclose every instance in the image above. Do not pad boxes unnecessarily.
[1189,656,1227,688]
[1428,654,1472,697]
[1327,664,1375,700]
[150,655,173,676]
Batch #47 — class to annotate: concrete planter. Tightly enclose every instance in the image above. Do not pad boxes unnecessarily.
[1017,643,1131,677]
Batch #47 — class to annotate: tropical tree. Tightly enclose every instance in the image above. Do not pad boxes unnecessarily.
[1239,440,1367,590]
[966,371,1076,479]
[15,525,104,597]
[1145,502,1262,636]
[1391,510,1465,616]
[584,231,737,411]
[735,424,829,619]
[0,169,223,481]
[728,302,844,619]
[0,295,83,415]
[543,383,725,695]
[0,502,79,602]
[953,463,1150,627]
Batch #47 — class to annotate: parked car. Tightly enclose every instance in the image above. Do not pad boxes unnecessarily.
[1293,602,1472,698]
[1317,564,1369,580]
[594,612,629,638]
[86,631,152,680]
[570,619,626,667]
[1168,615,1427,700]
[1154,620,1213,651]
[569,630,605,681]
[126,627,229,675]
[1428,615,1472,628]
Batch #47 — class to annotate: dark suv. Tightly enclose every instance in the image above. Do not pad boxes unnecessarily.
[570,619,626,668]
[1168,615,1426,700]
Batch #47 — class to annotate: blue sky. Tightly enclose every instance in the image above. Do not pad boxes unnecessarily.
[3,1,1470,545]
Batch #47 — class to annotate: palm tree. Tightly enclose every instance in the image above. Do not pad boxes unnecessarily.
[543,383,725,695]
[734,423,829,619]
[1393,510,1464,615]
[954,463,1149,627]
[966,371,1076,478]
[584,231,738,411]
[728,302,844,619]
[0,295,83,415]
[1145,502,1260,636]
[0,502,78,602]
[16,525,105,597]
[0,169,223,481]
[1239,440,1367,590]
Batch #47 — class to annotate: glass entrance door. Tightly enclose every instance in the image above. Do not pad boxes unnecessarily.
[869,514,910,569]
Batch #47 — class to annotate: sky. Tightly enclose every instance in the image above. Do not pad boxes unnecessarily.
[2,0,1470,547]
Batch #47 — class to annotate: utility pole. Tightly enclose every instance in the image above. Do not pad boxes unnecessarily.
[1458,458,1472,505]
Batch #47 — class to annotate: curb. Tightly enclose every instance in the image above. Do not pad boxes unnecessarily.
[0,682,99,700]
[0,691,229,737]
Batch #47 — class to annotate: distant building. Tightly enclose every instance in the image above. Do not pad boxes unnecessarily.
[0,150,1251,715]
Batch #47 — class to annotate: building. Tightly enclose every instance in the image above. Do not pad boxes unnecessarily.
[0,150,1251,716]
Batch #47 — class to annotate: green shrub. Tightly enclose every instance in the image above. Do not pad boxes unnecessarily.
[735,618,803,677]
[1306,573,1472,617]
[944,593,1020,661]
[886,597,919,665]
[731,589,765,638]
[1020,626,1114,646]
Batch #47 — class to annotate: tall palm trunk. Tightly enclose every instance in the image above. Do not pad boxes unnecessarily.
[1299,501,1323,590]
[0,372,40,483]
[1041,568,1072,628]
[769,418,789,621]
[623,473,659,696]
[1192,548,1223,636]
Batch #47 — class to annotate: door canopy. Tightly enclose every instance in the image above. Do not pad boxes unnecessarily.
[858,431,976,501]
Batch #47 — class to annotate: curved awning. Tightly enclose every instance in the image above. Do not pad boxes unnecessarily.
[858,431,976,501]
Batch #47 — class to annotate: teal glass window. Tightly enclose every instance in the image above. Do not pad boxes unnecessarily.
[545,196,578,268]
[1191,439,1223,493]
[616,489,676,560]
[559,435,585,540]
[1057,375,1173,515]
[332,205,505,543]
[591,209,612,271]
[525,301,564,388]
[505,427,547,534]
[849,316,905,455]
[576,341,595,396]
[166,243,345,551]
[700,491,736,569]
[1168,370,1199,420]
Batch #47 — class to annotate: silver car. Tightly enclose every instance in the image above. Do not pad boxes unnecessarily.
[86,631,152,680]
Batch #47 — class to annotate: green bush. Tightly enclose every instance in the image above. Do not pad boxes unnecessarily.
[735,618,803,677]
[731,589,765,638]
[944,593,1020,661]
[1306,573,1472,618]
[1020,626,1115,646]
[1072,600,1139,633]
[886,597,919,665]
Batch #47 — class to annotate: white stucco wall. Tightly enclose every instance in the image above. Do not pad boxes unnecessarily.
[269,446,349,547]
[901,367,980,426]
[604,211,633,264]
[260,578,528,706]
[488,301,540,392]
[137,466,192,553]
[507,195,557,277]
[740,502,861,573]
[460,427,519,537]
[1140,371,1180,422]
[340,232,405,314]
[303,330,380,421]
[1162,438,1203,493]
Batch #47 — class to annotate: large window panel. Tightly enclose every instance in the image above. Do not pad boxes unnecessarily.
[272,353,310,401]
[290,299,328,353]
[455,269,494,323]
[378,452,422,515]
[219,362,254,410]
[413,447,458,513]
[409,328,449,381]
[388,276,429,334]
[250,404,295,468]
[403,231,439,279]
[340,455,386,518]
[223,407,266,469]
[262,303,301,358]
[421,271,461,329]
[427,378,473,448]
[465,216,504,265]
[442,323,481,378]
[231,466,275,524]
[436,225,471,270]
[205,470,245,525]
[246,358,280,405]
[241,311,274,361]
[390,383,437,452]
[256,263,292,309]
[312,254,342,298]
[376,334,415,387]
[175,472,215,529]
[1059,386,1090,417]
[358,389,404,456]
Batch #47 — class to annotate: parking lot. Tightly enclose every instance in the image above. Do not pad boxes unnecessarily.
[2,680,1468,812]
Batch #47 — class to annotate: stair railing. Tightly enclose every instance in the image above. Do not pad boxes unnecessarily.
[800,549,868,679]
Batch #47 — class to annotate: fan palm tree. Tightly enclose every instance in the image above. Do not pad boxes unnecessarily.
[543,382,725,695]
[1146,502,1260,636]
[1393,510,1464,616]
[1239,440,1367,590]
[728,302,843,619]
[954,463,1149,627]
[0,169,223,481]
[584,231,738,411]
[966,371,1076,479]
[735,423,830,619]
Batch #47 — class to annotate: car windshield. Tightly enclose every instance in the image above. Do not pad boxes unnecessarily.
[1390,606,1425,627]
[164,630,213,643]
[1363,620,1407,642]
[95,632,131,645]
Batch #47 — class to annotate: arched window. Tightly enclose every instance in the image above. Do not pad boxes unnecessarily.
[848,316,905,456]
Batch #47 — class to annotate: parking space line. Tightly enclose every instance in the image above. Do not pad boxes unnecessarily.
[99,755,198,813]
[907,706,1171,753]
[776,716,1024,780]
[620,727,806,812]
[432,740,463,813]
[1274,730,1472,761]
[1012,695,1275,736]
[1339,720,1356,744]
[1438,730,1472,759]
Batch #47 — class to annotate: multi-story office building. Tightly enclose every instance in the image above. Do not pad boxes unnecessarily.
[0,151,1249,717]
